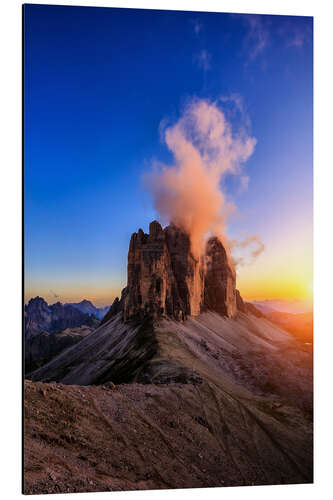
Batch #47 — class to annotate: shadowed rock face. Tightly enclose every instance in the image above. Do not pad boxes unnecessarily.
[235,289,246,312]
[25,326,94,374]
[123,221,193,321]
[112,221,237,322]
[204,237,236,317]
[100,287,128,326]
[236,289,265,318]
[164,225,204,317]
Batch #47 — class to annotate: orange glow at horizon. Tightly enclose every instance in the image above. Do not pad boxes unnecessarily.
[238,275,313,302]
[236,248,312,302]
[24,283,124,308]
[234,203,313,303]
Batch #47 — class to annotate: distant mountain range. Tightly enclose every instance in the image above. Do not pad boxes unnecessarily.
[24,297,108,374]
[265,311,313,343]
[64,299,110,320]
[249,300,313,343]
[24,296,103,338]
[251,299,312,315]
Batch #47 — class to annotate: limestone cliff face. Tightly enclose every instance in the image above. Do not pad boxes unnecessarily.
[124,221,176,320]
[107,221,238,323]
[235,289,246,312]
[123,221,203,321]
[235,290,265,318]
[164,224,204,318]
[204,237,237,317]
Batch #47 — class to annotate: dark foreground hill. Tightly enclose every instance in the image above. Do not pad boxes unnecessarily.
[25,325,95,374]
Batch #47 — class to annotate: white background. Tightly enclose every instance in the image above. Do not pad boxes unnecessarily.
[0,0,332,498]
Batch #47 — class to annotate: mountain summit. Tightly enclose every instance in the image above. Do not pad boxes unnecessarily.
[103,221,238,324]
[65,299,109,320]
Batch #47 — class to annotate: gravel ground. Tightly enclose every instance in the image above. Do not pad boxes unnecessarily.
[24,378,312,494]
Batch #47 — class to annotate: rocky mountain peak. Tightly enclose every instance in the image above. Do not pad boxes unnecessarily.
[107,221,239,323]
[203,237,236,317]
[26,296,49,310]
[80,299,94,306]
[25,296,51,323]
[149,220,163,237]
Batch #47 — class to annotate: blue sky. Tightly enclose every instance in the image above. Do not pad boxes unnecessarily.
[24,5,313,306]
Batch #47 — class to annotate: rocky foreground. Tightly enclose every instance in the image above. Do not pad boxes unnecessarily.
[24,376,312,495]
[24,311,313,493]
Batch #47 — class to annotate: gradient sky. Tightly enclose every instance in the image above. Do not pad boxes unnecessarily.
[24,5,313,306]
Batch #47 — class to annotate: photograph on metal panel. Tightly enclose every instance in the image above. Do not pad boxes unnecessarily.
[23,4,313,494]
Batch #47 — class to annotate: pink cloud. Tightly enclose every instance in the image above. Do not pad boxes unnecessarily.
[144,98,257,259]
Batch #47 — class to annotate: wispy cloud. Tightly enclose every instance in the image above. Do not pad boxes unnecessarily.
[220,93,252,132]
[222,93,244,113]
[193,49,212,71]
[241,15,312,65]
[284,22,313,49]
[244,15,269,63]
[288,36,305,49]
[191,18,203,36]
[230,235,265,268]
[220,95,252,196]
